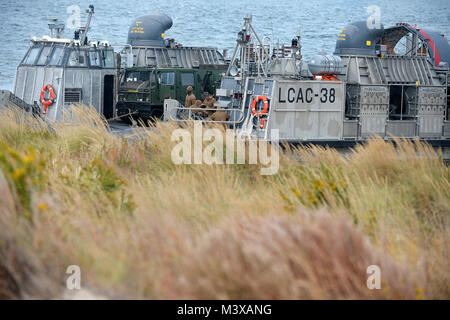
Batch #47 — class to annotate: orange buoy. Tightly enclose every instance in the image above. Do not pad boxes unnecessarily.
[40,85,55,114]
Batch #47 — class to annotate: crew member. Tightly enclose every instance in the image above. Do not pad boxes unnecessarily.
[201,92,217,116]
[210,109,230,122]
[185,86,196,108]
[193,100,204,116]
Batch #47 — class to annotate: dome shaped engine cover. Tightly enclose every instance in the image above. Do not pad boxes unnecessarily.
[127,13,173,46]
[334,21,385,55]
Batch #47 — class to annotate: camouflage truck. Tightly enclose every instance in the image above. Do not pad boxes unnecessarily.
[116,13,228,123]
[117,66,225,122]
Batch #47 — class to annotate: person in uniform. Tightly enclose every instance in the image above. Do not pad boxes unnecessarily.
[185,86,196,108]
[201,92,217,116]
[194,100,203,108]
[210,109,230,123]
[193,100,204,116]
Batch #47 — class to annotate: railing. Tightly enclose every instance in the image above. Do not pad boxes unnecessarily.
[163,99,246,125]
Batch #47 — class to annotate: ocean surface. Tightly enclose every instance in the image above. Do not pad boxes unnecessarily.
[0,0,449,90]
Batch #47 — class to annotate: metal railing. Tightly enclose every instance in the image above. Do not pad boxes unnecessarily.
[164,100,246,125]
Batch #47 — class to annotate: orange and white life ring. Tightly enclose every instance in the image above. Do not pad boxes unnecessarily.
[251,95,269,128]
[40,85,55,114]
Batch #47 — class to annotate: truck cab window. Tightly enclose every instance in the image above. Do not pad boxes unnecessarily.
[48,47,64,66]
[181,73,194,86]
[23,47,41,65]
[124,71,150,82]
[161,72,175,85]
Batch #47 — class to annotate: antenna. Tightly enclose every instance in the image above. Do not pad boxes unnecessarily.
[296,25,302,60]
[80,5,95,45]
[226,15,268,78]
[47,17,65,39]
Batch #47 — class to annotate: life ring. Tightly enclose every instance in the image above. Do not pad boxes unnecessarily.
[40,85,55,114]
[251,95,269,128]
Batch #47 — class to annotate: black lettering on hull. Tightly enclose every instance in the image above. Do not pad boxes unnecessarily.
[305,88,313,103]
[278,87,286,103]
[287,88,295,103]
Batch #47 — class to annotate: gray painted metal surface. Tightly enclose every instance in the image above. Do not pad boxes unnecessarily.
[14,51,117,121]
[340,55,442,85]
[359,86,389,137]
[268,80,344,140]
[386,120,417,137]
[417,87,446,138]
[120,46,227,69]
[0,89,40,114]
[164,15,450,159]
[308,55,344,75]
[7,6,118,121]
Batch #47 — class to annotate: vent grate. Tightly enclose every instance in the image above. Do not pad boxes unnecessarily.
[64,88,82,104]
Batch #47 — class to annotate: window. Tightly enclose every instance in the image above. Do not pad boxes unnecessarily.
[67,50,88,67]
[181,73,194,86]
[48,47,64,65]
[89,51,100,67]
[124,71,151,82]
[23,47,41,65]
[101,50,115,68]
[161,72,175,85]
[124,72,138,82]
[37,46,51,65]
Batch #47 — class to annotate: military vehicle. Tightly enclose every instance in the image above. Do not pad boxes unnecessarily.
[2,5,118,121]
[164,16,450,158]
[116,14,228,123]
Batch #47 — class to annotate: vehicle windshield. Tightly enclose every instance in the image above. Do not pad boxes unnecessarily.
[123,71,152,83]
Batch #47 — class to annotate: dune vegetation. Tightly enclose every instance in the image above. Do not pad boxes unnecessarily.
[0,105,448,299]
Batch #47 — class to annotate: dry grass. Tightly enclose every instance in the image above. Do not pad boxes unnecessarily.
[0,105,448,299]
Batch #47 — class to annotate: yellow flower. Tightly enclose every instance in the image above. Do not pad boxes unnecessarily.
[280,191,289,201]
[38,202,48,212]
[22,151,35,165]
[12,168,26,181]
[415,287,424,300]
[291,188,302,198]
[313,180,324,191]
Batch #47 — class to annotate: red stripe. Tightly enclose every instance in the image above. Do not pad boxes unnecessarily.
[411,25,441,66]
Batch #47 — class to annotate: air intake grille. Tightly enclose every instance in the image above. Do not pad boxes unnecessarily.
[64,88,82,104]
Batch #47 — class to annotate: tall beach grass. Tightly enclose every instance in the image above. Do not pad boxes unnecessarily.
[0,105,448,299]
